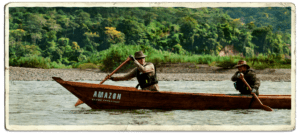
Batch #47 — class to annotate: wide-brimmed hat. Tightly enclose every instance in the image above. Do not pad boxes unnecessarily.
[134,51,147,59]
[234,60,250,69]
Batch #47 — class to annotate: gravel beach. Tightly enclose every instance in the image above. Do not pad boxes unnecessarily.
[8,64,291,82]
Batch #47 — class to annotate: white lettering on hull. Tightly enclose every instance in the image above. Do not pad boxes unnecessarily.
[109,92,112,99]
[98,91,103,98]
[117,93,121,100]
[104,92,108,98]
[92,91,122,103]
[113,93,116,99]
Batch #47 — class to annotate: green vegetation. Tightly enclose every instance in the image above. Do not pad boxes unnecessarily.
[9,7,291,70]
[9,55,51,69]
[216,57,238,69]
[222,7,291,33]
[49,61,73,69]
[77,63,99,70]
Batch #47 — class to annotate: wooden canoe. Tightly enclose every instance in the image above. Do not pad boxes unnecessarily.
[52,77,291,110]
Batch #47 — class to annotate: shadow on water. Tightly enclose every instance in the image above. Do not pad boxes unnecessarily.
[101,109,173,115]
[231,109,260,114]
[65,108,172,115]
[65,108,266,115]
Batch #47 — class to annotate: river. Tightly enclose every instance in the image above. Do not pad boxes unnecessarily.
[8,80,291,126]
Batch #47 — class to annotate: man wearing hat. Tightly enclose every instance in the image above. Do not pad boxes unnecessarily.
[107,51,159,91]
[231,60,260,95]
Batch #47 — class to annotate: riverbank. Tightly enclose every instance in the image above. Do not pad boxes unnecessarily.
[8,64,291,82]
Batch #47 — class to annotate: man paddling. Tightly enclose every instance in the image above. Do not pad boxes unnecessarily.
[231,60,260,95]
[107,51,159,91]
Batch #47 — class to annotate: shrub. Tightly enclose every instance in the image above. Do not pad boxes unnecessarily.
[198,56,206,64]
[147,55,164,65]
[50,61,72,69]
[251,62,269,70]
[216,57,237,69]
[15,55,51,69]
[208,61,217,67]
[100,44,140,72]
[285,59,291,64]
[48,45,296,69]
[98,63,105,70]
[78,63,98,70]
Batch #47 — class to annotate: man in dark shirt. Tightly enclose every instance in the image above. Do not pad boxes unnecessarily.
[231,60,260,95]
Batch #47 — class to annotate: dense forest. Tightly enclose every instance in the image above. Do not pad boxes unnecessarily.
[9,7,291,69]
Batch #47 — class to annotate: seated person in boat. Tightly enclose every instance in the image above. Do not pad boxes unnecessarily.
[231,60,260,95]
[107,51,159,91]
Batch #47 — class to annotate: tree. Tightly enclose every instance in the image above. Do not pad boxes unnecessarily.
[46,18,62,32]
[116,19,146,45]
[8,7,292,67]
[142,12,158,25]
[104,27,125,45]
[251,25,273,53]
[31,32,42,45]
[179,16,198,50]
[10,29,26,43]
[83,31,100,52]
[75,10,91,25]
[24,13,46,33]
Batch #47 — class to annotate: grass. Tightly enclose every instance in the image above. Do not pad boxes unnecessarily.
[9,44,291,70]
[78,63,98,70]
[208,61,217,67]
[216,57,239,69]
[50,61,72,69]
[10,55,72,69]
[246,54,291,69]
[10,55,51,69]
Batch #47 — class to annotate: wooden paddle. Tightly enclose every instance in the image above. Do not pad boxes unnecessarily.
[240,75,273,111]
[99,57,132,84]
[75,57,132,107]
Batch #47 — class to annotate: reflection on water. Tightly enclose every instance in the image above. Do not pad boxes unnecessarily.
[231,109,260,114]
[8,80,291,125]
[66,109,171,115]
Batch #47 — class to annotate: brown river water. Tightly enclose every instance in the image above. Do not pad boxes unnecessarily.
[8,80,291,125]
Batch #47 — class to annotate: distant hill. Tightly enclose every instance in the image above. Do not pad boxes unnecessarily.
[9,7,291,67]
[221,7,291,33]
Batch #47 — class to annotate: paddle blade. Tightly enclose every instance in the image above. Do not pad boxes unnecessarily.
[262,105,273,111]
[75,99,84,107]
[242,78,273,112]
[252,93,273,111]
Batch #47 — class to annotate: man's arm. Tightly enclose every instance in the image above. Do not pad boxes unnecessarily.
[111,68,137,81]
[231,71,240,81]
[248,72,260,89]
[133,61,154,74]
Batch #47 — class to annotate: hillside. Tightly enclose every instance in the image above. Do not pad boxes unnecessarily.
[9,7,291,69]
[221,7,291,33]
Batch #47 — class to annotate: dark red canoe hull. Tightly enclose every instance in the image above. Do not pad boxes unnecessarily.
[53,77,291,110]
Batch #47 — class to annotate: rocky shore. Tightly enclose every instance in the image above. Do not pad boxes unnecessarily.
[8,64,292,82]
